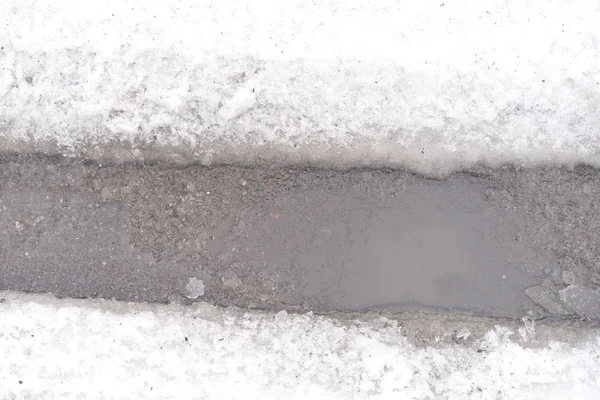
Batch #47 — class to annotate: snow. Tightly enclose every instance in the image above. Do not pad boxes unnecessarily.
[1,0,600,174]
[1,292,600,399]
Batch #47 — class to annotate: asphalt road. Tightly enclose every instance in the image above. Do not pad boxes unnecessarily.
[1,153,599,320]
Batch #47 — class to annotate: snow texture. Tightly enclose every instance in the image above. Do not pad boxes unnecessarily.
[1,293,600,399]
[1,0,600,174]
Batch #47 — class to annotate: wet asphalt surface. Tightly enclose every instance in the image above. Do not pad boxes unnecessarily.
[1,153,599,320]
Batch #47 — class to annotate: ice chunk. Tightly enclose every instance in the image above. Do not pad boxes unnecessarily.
[185,277,205,299]
[525,285,572,315]
[519,317,536,341]
[559,285,600,320]
[275,310,288,323]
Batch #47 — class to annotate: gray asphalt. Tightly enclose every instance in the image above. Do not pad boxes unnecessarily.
[1,153,599,320]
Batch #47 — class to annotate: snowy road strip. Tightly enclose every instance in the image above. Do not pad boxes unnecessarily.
[1,292,600,399]
[1,0,600,173]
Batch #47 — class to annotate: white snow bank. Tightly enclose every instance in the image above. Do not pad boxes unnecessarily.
[1,293,600,399]
[1,0,600,173]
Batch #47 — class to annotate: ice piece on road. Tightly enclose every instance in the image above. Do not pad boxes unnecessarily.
[525,285,573,315]
[559,285,600,320]
[185,277,205,299]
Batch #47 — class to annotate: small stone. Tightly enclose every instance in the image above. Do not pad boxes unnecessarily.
[185,277,205,299]
[222,270,242,289]
[15,221,22,230]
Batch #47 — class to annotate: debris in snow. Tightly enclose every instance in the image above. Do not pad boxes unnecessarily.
[185,278,205,299]
[456,327,471,341]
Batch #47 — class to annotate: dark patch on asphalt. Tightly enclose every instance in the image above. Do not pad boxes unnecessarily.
[1,154,599,319]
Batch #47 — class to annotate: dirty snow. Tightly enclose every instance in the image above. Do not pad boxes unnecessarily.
[1,0,600,174]
[1,293,600,399]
